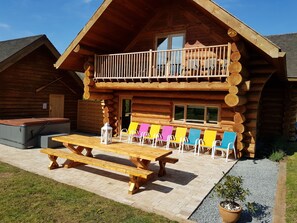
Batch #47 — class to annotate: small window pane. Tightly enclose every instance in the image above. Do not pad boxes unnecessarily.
[207,107,218,124]
[174,105,185,121]
[187,105,204,123]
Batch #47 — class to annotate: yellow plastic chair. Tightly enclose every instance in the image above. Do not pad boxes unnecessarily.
[120,122,138,142]
[166,127,187,150]
[142,124,161,146]
[195,130,217,156]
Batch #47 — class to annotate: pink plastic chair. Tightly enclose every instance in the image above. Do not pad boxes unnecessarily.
[130,123,150,143]
[154,126,173,147]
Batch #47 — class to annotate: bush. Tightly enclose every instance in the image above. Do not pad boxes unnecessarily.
[269,149,286,162]
[256,136,288,159]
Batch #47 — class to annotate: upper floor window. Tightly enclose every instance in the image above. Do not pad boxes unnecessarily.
[173,104,219,125]
[156,33,185,51]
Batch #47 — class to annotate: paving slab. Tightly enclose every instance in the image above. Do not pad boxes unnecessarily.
[0,140,236,222]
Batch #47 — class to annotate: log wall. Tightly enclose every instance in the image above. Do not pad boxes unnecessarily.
[113,91,234,140]
[283,84,297,140]
[77,100,103,134]
[257,77,286,137]
[0,45,82,129]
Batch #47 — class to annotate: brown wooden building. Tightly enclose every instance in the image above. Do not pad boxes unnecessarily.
[55,0,289,158]
[0,35,83,128]
[267,33,297,141]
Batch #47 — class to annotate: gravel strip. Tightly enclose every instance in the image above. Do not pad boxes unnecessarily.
[189,158,279,223]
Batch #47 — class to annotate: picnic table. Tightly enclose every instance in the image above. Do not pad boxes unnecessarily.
[40,134,178,194]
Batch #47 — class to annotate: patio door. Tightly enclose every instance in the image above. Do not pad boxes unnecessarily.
[119,97,132,130]
[156,33,185,76]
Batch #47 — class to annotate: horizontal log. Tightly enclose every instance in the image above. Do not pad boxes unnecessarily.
[95,81,230,91]
[246,102,258,110]
[221,109,235,118]
[230,51,241,62]
[233,123,245,133]
[220,120,235,125]
[228,81,250,95]
[83,92,114,100]
[132,112,171,120]
[246,143,256,154]
[246,120,257,128]
[227,73,244,85]
[247,93,261,102]
[84,70,94,78]
[234,112,245,124]
[250,76,270,84]
[236,141,245,151]
[249,66,277,75]
[225,93,247,107]
[236,133,244,142]
[132,117,169,126]
[245,112,258,120]
[126,91,227,100]
[133,97,171,106]
[231,42,246,54]
[84,86,113,93]
[234,105,247,113]
[132,103,171,114]
[228,62,249,77]
[83,77,95,87]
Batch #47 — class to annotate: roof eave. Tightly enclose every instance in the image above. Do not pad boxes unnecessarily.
[54,0,113,70]
[193,0,281,58]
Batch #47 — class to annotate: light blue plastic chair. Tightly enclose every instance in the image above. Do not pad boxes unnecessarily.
[211,131,237,162]
[180,128,201,153]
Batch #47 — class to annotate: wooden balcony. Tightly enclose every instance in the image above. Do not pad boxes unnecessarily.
[94,44,231,82]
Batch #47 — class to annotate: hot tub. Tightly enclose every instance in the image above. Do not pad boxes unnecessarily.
[0,118,70,149]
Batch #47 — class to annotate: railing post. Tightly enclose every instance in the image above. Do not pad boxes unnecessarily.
[226,42,232,76]
[148,49,152,78]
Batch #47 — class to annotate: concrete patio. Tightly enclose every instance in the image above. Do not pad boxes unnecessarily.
[0,139,236,222]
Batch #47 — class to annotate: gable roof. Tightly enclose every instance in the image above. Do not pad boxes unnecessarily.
[0,35,61,72]
[55,0,284,72]
[267,33,297,78]
[0,35,83,87]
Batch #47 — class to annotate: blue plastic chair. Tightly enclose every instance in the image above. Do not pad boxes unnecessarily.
[180,128,201,153]
[211,131,237,162]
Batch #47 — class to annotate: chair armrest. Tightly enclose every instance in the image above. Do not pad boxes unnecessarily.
[227,142,235,149]
[212,140,220,148]
[120,128,128,133]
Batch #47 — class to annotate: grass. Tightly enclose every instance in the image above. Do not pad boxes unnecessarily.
[286,143,297,223]
[0,162,177,223]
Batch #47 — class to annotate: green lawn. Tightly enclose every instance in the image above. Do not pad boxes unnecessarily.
[0,162,177,223]
[286,143,297,223]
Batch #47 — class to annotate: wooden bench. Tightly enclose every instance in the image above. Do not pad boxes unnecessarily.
[40,148,153,194]
[158,156,179,177]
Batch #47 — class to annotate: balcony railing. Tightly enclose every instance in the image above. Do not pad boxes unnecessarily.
[94,44,231,82]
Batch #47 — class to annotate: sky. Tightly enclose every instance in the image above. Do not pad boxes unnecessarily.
[0,0,296,54]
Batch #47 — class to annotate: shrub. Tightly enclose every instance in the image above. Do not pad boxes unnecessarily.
[269,149,286,162]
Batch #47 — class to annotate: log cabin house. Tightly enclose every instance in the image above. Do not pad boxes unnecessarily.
[55,0,289,158]
[0,35,83,128]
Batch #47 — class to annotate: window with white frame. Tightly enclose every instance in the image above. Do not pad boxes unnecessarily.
[173,104,219,125]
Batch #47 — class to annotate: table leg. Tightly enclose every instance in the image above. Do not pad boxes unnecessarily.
[158,160,166,177]
[129,157,151,170]
[48,155,59,170]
